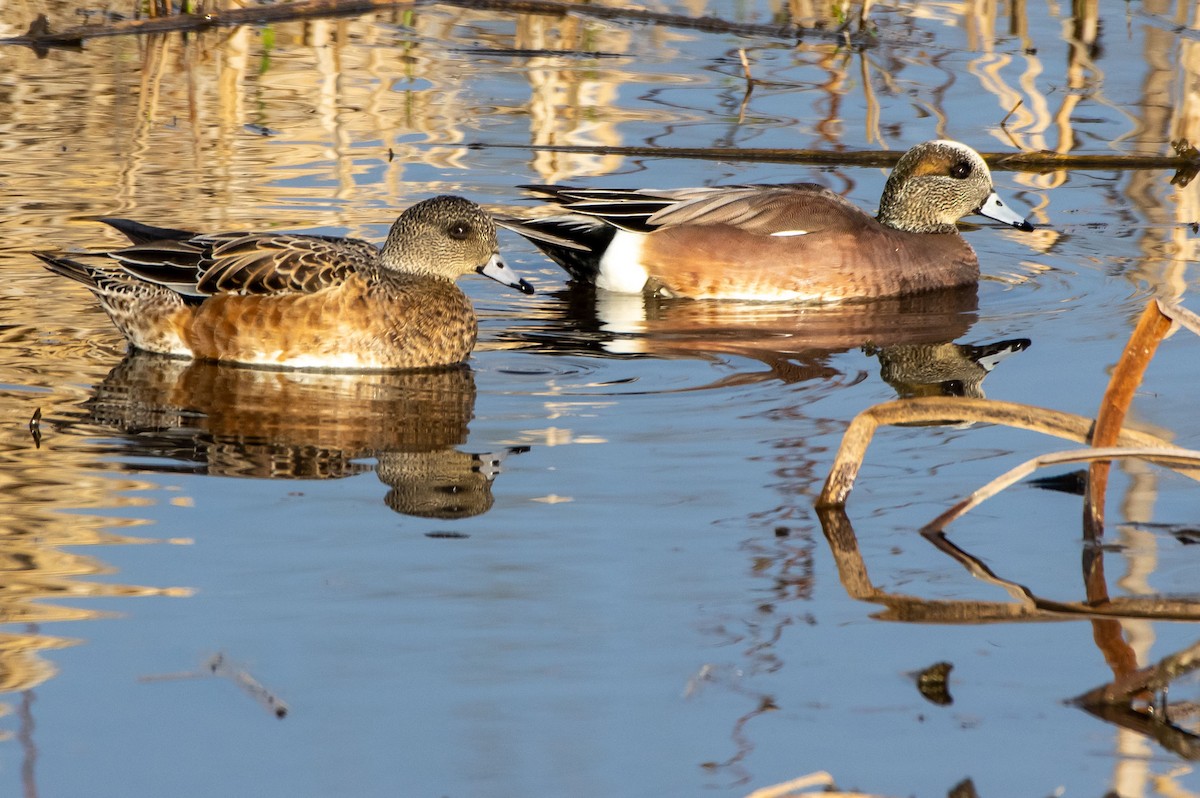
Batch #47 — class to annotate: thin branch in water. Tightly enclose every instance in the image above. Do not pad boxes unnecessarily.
[921,446,1200,535]
[207,652,289,718]
[736,48,755,124]
[738,48,754,83]
[473,141,1200,176]
[1000,98,1024,127]
[815,397,1197,509]
[139,652,289,719]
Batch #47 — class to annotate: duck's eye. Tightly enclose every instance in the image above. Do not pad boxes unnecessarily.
[949,161,973,179]
[448,222,471,240]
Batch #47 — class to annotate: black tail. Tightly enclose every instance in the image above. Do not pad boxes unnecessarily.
[97,217,197,245]
[32,251,101,290]
[497,215,614,284]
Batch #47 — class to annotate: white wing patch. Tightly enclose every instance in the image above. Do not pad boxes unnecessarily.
[769,230,810,237]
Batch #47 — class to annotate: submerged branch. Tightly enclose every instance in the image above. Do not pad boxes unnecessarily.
[819,507,1200,624]
[2,0,404,47]
[477,141,1200,175]
[1072,640,1200,761]
[2,0,864,48]
[1078,640,1200,706]
[921,446,1200,535]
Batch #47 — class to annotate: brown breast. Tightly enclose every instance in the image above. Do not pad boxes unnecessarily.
[182,274,478,369]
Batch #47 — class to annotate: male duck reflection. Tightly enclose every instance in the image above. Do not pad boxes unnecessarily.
[34,196,534,370]
[507,140,1034,301]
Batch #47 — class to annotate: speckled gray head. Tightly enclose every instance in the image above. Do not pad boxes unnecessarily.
[878,140,1034,234]
[383,195,534,294]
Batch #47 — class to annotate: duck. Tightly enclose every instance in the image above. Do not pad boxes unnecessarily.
[34,195,534,370]
[503,140,1033,302]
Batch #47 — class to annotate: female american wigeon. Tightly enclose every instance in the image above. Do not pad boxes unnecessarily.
[505,140,1033,302]
[34,195,534,370]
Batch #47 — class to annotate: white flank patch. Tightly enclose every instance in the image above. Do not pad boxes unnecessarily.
[596,230,651,293]
[769,229,810,237]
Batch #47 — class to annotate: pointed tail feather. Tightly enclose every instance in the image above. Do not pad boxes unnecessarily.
[498,214,613,284]
[97,217,197,245]
[32,251,102,290]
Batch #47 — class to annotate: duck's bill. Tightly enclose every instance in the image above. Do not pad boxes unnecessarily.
[978,191,1034,232]
[479,254,535,295]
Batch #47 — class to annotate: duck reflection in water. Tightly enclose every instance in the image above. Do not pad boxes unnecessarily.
[78,353,523,519]
[868,337,1031,399]
[503,281,1030,394]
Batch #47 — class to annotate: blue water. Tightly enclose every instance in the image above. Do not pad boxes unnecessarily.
[1,2,1199,796]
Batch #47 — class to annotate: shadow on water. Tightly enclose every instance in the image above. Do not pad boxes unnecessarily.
[61,353,524,520]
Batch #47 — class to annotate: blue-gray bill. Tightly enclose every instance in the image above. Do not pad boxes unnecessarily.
[479,254,535,295]
[977,191,1034,232]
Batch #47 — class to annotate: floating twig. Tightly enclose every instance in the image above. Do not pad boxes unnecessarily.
[1159,297,1200,337]
[140,652,288,719]
[208,653,289,719]
[3,0,410,47]
[999,98,1023,128]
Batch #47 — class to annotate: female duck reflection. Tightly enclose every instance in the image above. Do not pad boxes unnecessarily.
[78,353,524,519]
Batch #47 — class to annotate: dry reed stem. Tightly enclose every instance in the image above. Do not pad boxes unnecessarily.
[1085,299,1174,535]
[815,397,1195,508]
[1159,298,1200,336]
[921,446,1200,534]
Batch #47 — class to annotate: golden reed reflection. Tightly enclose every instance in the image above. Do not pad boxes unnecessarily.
[75,353,516,520]
[0,398,191,697]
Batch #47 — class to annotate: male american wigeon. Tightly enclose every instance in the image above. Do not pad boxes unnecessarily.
[504,140,1033,302]
[34,195,534,370]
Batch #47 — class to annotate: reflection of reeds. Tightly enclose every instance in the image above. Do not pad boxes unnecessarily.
[817,298,1200,521]
[0,450,192,693]
[813,297,1200,758]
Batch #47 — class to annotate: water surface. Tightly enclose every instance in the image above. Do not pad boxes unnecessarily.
[1,2,1199,796]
